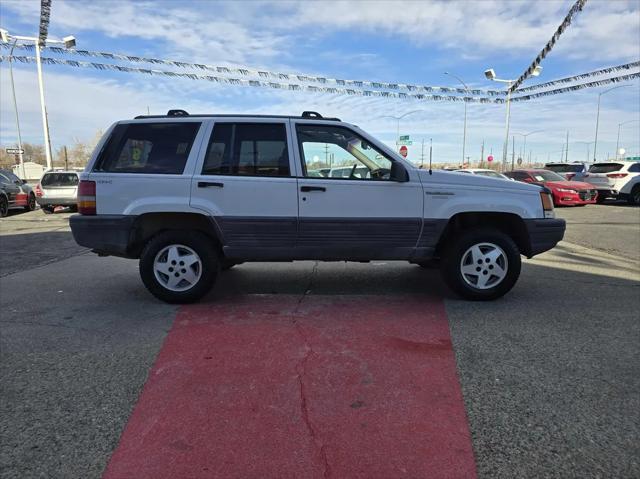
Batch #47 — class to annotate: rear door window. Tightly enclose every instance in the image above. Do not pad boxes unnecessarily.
[96,122,201,174]
[588,163,624,174]
[41,173,79,187]
[202,123,290,177]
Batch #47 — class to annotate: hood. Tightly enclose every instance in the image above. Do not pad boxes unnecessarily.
[418,169,542,193]
[543,180,593,190]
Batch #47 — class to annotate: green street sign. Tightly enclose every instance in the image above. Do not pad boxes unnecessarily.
[396,140,413,146]
[625,156,640,161]
[399,135,410,141]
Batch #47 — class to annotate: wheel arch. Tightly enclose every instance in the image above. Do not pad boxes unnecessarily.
[436,212,532,258]
[129,212,223,258]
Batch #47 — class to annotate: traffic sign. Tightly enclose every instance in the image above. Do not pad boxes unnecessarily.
[399,145,408,158]
[487,155,494,162]
[399,135,410,141]
[396,140,413,146]
[5,148,24,155]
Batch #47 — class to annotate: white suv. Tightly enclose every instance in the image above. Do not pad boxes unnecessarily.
[70,110,565,303]
[582,161,640,202]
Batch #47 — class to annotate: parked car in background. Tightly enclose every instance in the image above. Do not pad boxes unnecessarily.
[328,165,370,179]
[544,162,589,181]
[618,175,640,205]
[504,169,598,206]
[0,169,36,216]
[582,161,640,203]
[454,168,511,180]
[35,171,79,214]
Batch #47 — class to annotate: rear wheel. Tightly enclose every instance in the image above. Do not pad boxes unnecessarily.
[42,206,54,214]
[139,231,219,303]
[440,229,521,301]
[629,185,640,206]
[0,195,8,217]
[25,193,36,211]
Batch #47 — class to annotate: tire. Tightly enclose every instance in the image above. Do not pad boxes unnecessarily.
[139,230,219,303]
[629,185,640,206]
[0,195,8,217]
[42,206,54,214]
[596,194,607,204]
[440,229,521,301]
[25,193,36,211]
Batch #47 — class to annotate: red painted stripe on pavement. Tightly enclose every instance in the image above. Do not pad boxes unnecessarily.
[103,295,476,479]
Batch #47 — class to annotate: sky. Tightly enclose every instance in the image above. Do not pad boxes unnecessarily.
[0,0,639,165]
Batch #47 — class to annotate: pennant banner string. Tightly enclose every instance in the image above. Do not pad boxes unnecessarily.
[38,0,52,47]
[0,41,507,96]
[0,55,505,104]
[510,0,588,92]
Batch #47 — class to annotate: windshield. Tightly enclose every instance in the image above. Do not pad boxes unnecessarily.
[475,170,505,179]
[588,163,623,173]
[530,171,566,182]
[41,173,79,187]
[545,164,584,173]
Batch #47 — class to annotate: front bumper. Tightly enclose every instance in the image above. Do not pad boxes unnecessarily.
[524,218,566,257]
[70,214,137,257]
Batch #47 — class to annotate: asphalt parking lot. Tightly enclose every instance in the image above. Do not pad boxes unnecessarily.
[1,205,639,478]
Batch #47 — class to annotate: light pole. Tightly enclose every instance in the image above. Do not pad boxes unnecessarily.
[513,130,544,169]
[379,110,425,152]
[484,66,542,171]
[593,84,632,162]
[1,29,76,171]
[616,119,639,159]
[444,72,469,164]
[6,38,25,178]
[575,141,595,163]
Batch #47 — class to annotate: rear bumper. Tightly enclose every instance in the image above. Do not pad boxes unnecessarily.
[37,197,77,207]
[70,214,136,257]
[524,218,566,257]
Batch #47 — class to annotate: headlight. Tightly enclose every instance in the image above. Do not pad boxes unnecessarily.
[557,188,577,193]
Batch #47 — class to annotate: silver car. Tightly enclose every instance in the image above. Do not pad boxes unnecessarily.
[36,171,79,214]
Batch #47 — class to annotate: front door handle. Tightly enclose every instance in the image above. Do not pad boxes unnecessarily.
[300,186,326,192]
[198,181,224,188]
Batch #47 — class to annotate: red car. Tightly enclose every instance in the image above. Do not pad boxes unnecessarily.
[504,169,598,206]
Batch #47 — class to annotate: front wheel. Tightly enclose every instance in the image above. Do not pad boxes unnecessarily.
[440,229,521,301]
[139,231,219,303]
[0,195,8,217]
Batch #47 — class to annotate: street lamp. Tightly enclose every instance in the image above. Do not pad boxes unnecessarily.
[379,110,425,151]
[616,119,639,159]
[593,84,632,162]
[484,66,542,171]
[513,129,544,170]
[444,71,469,164]
[5,37,26,178]
[2,29,77,170]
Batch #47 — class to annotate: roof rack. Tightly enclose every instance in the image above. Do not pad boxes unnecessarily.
[134,110,341,121]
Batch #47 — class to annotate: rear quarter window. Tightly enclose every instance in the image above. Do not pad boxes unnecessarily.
[95,122,201,174]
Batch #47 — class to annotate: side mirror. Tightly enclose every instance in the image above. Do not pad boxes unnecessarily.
[390,162,409,182]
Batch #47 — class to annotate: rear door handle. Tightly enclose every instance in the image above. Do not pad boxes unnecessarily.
[300,186,326,192]
[198,181,224,188]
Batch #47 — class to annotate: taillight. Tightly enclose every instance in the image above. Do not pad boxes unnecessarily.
[35,183,43,197]
[606,173,628,179]
[540,190,555,219]
[77,180,96,215]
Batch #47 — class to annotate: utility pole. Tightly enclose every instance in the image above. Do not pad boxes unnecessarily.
[511,135,515,171]
[420,138,425,167]
[64,146,69,170]
[565,131,569,163]
[324,143,329,166]
[480,140,485,168]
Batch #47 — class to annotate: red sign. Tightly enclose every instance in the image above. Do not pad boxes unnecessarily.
[399,145,408,158]
[487,155,494,162]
